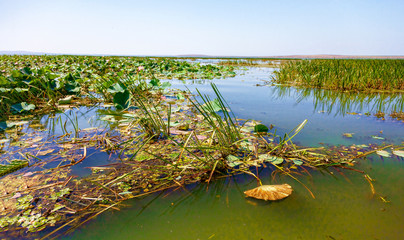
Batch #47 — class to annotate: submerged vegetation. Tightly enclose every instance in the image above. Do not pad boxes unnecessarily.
[0,55,401,238]
[272,59,404,91]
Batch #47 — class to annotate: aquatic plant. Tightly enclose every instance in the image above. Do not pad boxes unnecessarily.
[135,94,171,138]
[272,59,404,91]
[0,160,28,177]
[218,59,282,67]
[189,83,243,162]
[0,55,237,120]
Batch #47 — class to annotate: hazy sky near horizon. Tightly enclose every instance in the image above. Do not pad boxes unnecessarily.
[1,0,403,56]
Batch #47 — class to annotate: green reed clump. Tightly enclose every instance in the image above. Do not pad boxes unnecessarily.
[190,83,242,155]
[218,60,260,66]
[273,59,404,91]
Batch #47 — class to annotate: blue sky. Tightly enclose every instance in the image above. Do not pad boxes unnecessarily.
[1,0,403,56]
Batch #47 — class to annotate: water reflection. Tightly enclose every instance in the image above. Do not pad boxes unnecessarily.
[272,86,404,116]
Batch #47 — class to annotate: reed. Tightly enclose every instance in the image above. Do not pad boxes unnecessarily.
[273,59,404,91]
[190,83,242,156]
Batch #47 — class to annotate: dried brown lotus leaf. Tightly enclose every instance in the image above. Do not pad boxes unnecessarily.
[244,183,292,201]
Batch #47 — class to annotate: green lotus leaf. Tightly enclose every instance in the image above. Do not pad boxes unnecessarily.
[107,82,126,94]
[113,90,131,110]
[254,124,269,133]
[11,102,35,114]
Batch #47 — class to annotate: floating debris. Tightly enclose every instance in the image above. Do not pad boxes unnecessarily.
[343,133,354,138]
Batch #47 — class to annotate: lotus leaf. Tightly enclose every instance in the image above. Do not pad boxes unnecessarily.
[0,121,7,131]
[392,150,404,158]
[11,102,35,114]
[376,150,391,157]
[254,124,269,133]
[292,159,303,165]
[64,73,81,94]
[259,154,284,165]
[107,83,126,94]
[113,90,131,110]
[201,98,223,113]
[226,155,243,167]
[58,96,72,105]
[149,78,161,87]
[176,93,185,100]
[371,135,385,140]
[343,133,354,138]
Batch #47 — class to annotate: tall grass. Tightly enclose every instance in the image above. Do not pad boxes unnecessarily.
[272,59,404,91]
[190,83,242,156]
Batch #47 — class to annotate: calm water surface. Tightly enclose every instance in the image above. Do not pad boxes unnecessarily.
[61,67,404,240]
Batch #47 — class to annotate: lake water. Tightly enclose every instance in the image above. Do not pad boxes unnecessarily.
[60,67,404,240]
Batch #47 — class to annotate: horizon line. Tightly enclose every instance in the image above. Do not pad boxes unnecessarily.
[1,50,404,59]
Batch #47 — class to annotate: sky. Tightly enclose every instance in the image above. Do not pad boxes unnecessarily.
[0,0,403,56]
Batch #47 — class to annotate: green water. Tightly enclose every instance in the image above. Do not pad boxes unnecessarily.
[63,156,404,240]
[58,67,404,240]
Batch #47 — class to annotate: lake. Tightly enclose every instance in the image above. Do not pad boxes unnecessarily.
[60,66,404,240]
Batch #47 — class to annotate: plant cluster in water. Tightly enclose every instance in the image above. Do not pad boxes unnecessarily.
[272,59,404,91]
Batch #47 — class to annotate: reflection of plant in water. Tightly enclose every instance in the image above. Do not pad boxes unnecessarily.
[272,86,404,117]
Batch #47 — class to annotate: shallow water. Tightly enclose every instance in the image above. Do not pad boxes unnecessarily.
[62,155,404,240]
[59,67,404,239]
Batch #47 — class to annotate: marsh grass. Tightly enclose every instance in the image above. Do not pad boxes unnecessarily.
[136,94,171,139]
[273,59,404,91]
[190,83,242,155]
[218,59,282,68]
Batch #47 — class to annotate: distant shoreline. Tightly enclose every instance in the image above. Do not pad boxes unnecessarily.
[1,51,404,59]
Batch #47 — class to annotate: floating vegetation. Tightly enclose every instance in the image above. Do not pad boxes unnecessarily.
[0,160,28,177]
[272,59,404,91]
[0,55,236,119]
